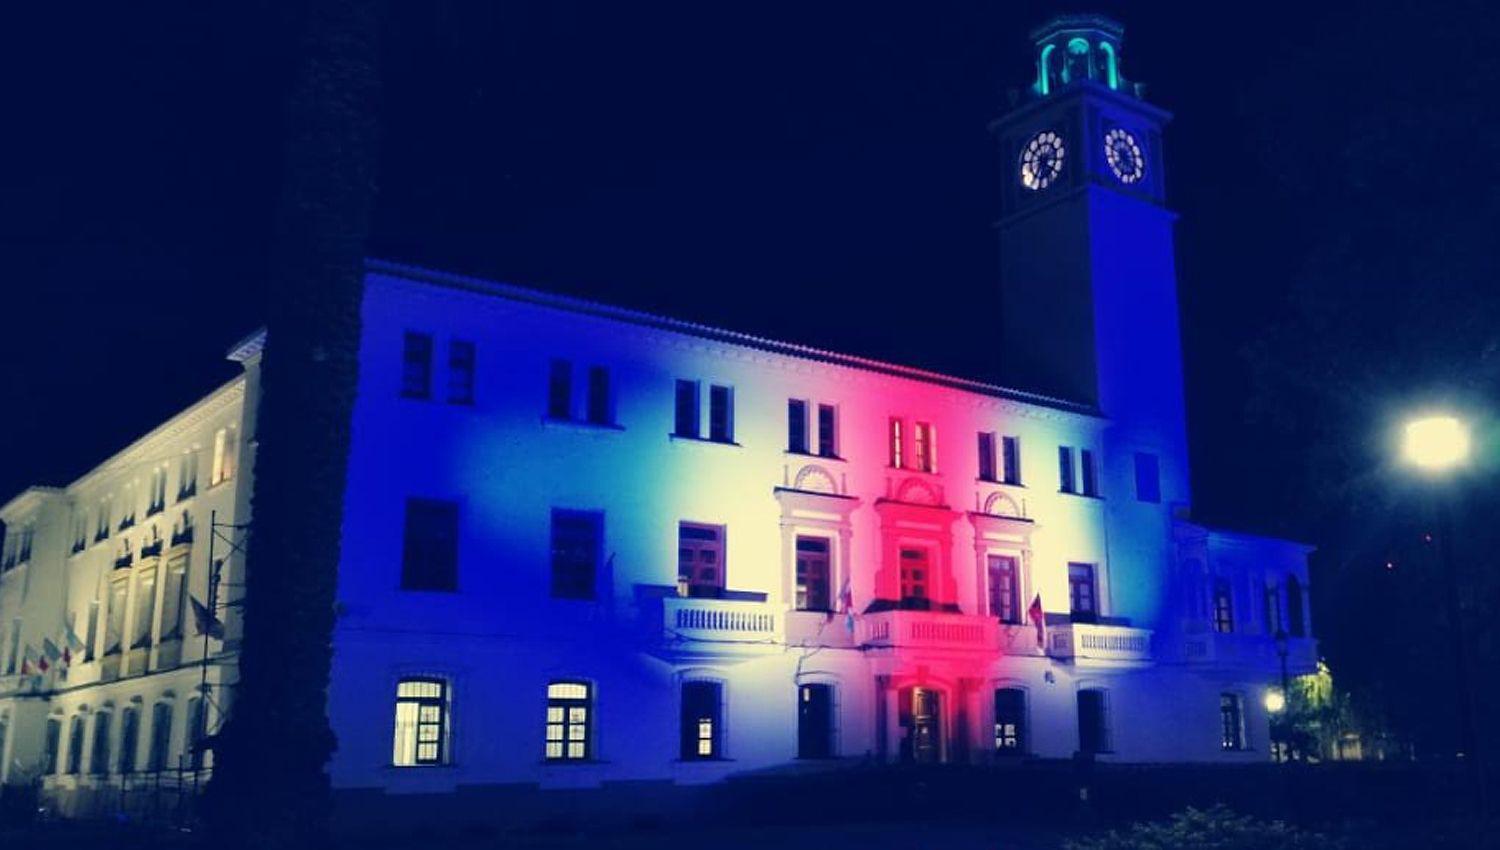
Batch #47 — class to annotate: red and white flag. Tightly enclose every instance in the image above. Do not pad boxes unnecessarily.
[1028,594,1046,649]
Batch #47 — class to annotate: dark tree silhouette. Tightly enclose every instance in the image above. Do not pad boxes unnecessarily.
[203,0,382,845]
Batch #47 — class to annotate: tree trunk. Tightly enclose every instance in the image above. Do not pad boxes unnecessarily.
[203,0,381,846]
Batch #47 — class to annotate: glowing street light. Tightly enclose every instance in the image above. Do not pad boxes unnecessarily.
[1401,415,1470,473]
[1263,688,1286,714]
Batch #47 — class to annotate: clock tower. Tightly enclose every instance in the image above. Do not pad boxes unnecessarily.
[994,16,1189,620]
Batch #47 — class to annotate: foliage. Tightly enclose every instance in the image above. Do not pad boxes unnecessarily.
[1063,805,1342,850]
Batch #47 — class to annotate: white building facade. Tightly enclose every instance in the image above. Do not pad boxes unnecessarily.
[0,14,1315,820]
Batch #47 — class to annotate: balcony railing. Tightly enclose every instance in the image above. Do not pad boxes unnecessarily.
[654,590,781,650]
[1046,621,1153,665]
[859,609,998,652]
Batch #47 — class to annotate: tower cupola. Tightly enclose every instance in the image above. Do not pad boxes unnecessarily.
[1030,15,1136,98]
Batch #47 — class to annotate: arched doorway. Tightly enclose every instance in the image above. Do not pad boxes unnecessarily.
[898,686,944,763]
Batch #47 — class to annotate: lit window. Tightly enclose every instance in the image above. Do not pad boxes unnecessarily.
[401,331,433,399]
[401,498,460,592]
[913,422,936,472]
[177,450,198,501]
[160,556,188,640]
[132,567,156,649]
[447,340,476,405]
[888,418,904,468]
[550,510,602,600]
[210,427,236,487]
[1220,693,1245,751]
[105,580,127,655]
[393,677,449,766]
[1213,580,1234,634]
[545,681,592,761]
[994,688,1026,754]
[681,681,722,760]
[677,523,724,598]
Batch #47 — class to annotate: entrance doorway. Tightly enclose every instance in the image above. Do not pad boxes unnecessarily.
[898,686,943,763]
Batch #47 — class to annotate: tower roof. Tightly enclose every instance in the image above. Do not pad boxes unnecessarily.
[1028,14,1134,99]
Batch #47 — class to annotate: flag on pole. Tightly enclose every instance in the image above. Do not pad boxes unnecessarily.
[839,574,855,634]
[191,595,225,639]
[42,638,62,670]
[1028,594,1046,650]
[19,647,33,676]
[64,622,87,665]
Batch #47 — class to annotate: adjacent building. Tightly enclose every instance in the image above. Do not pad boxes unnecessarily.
[0,15,1316,820]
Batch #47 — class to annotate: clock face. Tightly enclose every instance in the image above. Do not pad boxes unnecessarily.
[1104,127,1145,185]
[1019,130,1065,191]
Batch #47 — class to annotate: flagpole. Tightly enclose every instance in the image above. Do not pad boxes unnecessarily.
[194,509,217,799]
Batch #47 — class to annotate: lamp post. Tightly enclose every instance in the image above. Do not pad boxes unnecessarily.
[1400,414,1484,811]
[1273,629,1290,763]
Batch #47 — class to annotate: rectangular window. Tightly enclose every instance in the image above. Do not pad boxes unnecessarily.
[161,556,187,640]
[447,339,476,405]
[1077,689,1110,755]
[551,510,602,600]
[90,713,110,775]
[1134,452,1160,503]
[681,681,722,760]
[899,547,931,607]
[585,366,611,425]
[44,718,61,775]
[677,523,725,598]
[913,422,936,472]
[548,359,573,419]
[1058,446,1076,493]
[787,399,809,454]
[401,498,460,592]
[816,404,838,458]
[210,427,235,486]
[132,568,156,649]
[1263,584,1282,635]
[106,580,127,655]
[988,554,1020,624]
[545,681,593,761]
[118,707,139,773]
[994,688,1026,755]
[1068,562,1097,621]
[1220,693,1245,751]
[1002,436,1022,485]
[96,501,111,542]
[148,467,167,515]
[888,418,903,468]
[393,677,449,766]
[401,331,433,399]
[148,702,172,771]
[1080,449,1099,497]
[674,380,699,438]
[1213,580,1234,634]
[708,384,734,443]
[797,683,834,759]
[177,451,198,501]
[84,601,98,662]
[4,619,18,674]
[794,536,832,612]
[977,432,997,482]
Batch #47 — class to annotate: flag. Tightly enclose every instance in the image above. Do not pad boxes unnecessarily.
[191,595,225,639]
[42,638,62,670]
[19,647,32,676]
[839,575,855,634]
[1028,594,1046,649]
[65,621,87,660]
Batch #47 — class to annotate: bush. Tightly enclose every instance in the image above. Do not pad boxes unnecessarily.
[1064,804,1342,850]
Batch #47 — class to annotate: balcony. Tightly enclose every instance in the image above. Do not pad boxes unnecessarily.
[1046,621,1153,666]
[638,584,781,656]
[859,609,998,653]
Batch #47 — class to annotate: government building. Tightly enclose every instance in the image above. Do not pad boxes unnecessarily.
[0,16,1316,822]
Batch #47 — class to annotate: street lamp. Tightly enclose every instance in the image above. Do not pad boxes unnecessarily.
[1272,629,1290,763]
[1399,412,1484,810]
[1263,688,1285,715]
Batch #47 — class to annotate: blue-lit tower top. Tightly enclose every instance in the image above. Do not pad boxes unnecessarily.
[1030,14,1136,98]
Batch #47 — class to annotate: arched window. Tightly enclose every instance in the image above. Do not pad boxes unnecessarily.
[66,716,85,774]
[1286,576,1306,637]
[148,702,173,771]
[118,706,140,773]
[185,698,206,769]
[43,717,62,775]
[1212,580,1234,633]
[91,713,112,775]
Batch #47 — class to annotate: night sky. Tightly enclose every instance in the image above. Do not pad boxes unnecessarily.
[0,1,1471,540]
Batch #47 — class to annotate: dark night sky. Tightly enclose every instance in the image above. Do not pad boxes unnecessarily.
[0,1,1471,540]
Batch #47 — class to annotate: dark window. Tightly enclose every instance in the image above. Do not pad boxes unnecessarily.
[66,716,84,774]
[913,422,936,472]
[119,707,139,773]
[401,499,459,592]
[994,688,1026,754]
[393,678,448,766]
[548,360,573,419]
[977,432,997,482]
[186,699,206,769]
[1077,689,1110,754]
[1213,580,1234,634]
[677,523,724,598]
[1264,584,1282,635]
[988,555,1020,624]
[674,380,699,437]
[1220,693,1245,750]
[551,510,602,600]
[1002,436,1022,485]
[795,536,832,612]
[681,681,722,759]
[787,399,808,453]
[899,547,931,607]
[448,340,475,405]
[90,713,111,775]
[817,404,838,458]
[44,717,61,775]
[585,366,611,424]
[1286,576,1306,637]
[1068,562,1097,621]
[797,683,834,759]
[708,385,734,443]
[148,702,172,771]
[545,681,592,761]
[1058,446,1076,493]
[1134,452,1160,502]
[1080,449,1098,497]
[401,332,433,399]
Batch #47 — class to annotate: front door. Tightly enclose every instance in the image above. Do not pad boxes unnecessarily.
[899,686,943,763]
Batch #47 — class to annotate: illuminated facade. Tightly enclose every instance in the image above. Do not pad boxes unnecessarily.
[0,14,1315,817]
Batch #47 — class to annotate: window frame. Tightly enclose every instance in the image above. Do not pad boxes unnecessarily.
[793,535,833,612]
[447,339,476,405]
[401,331,433,400]
[708,384,735,443]
[680,680,724,760]
[1058,446,1076,493]
[796,682,836,760]
[393,676,451,767]
[677,522,726,598]
[1219,692,1246,751]
[977,432,997,482]
[550,509,603,601]
[1001,435,1022,485]
[816,404,838,459]
[787,399,809,454]
[673,379,700,438]
[1067,562,1099,622]
[1212,579,1235,634]
[544,680,594,762]
[994,687,1027,755]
